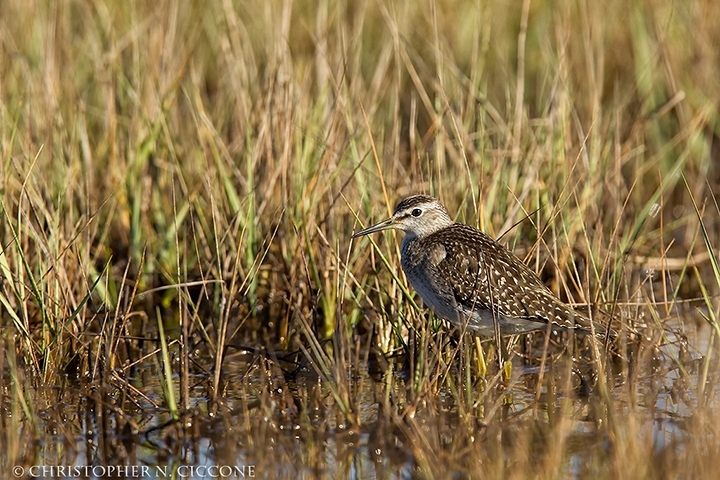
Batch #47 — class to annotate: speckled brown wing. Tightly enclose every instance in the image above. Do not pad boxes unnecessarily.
[428,225,538,318]
[428,224,587,332]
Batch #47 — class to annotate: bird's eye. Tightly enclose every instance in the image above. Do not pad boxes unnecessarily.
[411,208,422,217]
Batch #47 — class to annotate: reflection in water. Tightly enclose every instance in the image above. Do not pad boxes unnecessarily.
[24,311,719,479]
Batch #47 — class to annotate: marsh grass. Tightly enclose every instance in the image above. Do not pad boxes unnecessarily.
[1,0,720,478]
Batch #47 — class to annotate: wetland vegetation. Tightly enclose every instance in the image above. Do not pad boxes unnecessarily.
[1,0,719,478]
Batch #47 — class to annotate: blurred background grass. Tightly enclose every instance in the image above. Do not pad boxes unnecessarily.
[2,0,717,343]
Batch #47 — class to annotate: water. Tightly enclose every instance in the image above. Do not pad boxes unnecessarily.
[12,312,720,479]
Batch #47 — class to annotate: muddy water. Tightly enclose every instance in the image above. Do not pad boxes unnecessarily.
[18,311,719,479]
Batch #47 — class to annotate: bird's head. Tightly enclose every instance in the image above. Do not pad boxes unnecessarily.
[352,195,454,240]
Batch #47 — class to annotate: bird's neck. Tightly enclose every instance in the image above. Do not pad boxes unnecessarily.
[418,218,454,238]
[400,233,417,255]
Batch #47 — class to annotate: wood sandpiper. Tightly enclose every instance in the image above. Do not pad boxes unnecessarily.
[353,194,607,338]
